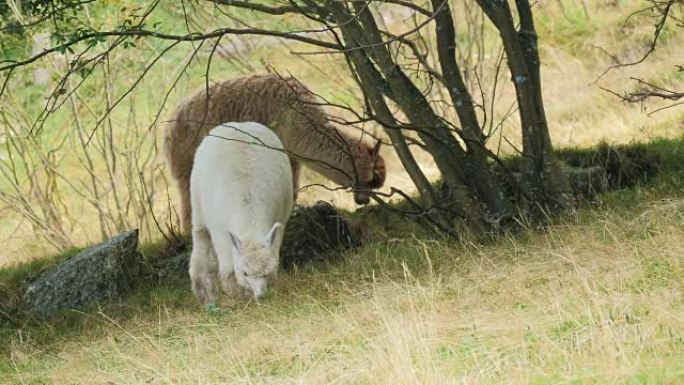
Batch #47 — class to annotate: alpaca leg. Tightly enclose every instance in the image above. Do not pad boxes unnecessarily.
[189,227,216,304]
[270,225,286,280]
[208,230,237,295]
[179,175,193,233]
[291,160,301,201]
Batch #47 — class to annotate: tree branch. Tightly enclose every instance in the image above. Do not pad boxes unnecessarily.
[209,0,306,15]
[0,26,341,73]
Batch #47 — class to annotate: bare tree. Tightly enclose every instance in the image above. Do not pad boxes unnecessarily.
[603,0,684,111]
[0,0,575,239]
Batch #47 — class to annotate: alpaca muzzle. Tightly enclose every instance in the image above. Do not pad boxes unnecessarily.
[247,277,268,299]
[353,190,371,205]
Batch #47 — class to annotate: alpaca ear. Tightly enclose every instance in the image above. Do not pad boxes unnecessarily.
[370,140,381,156]
[228,231,242,250]
[265,222,282,248]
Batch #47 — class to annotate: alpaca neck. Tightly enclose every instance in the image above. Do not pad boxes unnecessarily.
[280,121,357,187]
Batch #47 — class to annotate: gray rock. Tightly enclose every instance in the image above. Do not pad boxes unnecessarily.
[22,230,140,319]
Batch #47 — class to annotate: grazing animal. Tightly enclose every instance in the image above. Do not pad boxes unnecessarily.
[164,74,386,232]
[189,122,294,303]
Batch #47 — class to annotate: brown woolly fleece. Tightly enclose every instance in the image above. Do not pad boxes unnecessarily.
[164,74,386,232]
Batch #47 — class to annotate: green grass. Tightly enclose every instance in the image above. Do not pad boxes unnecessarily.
[0,246,82,319]
[537,6,598,52]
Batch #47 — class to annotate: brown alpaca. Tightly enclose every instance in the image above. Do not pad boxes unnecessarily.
[164,74,386,232]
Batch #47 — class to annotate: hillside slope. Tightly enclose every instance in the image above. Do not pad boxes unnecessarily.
[1,139,684,384]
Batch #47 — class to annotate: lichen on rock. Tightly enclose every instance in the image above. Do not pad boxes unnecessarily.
[22,229,140,319]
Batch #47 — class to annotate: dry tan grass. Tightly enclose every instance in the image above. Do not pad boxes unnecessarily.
[3,197,684,384]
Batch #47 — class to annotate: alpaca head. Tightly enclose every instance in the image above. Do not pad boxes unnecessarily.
[349,139,384,205]
[228,223,282,299]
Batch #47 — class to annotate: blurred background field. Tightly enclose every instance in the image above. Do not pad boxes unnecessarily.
[0,0,682,265]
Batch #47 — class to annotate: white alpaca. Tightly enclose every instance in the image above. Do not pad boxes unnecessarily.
[189,122,294,303]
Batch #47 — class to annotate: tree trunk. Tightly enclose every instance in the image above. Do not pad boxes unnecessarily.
[477,0,574,214]
[326,1,486,227]
[345,49,443,218]
[430,0,513,224]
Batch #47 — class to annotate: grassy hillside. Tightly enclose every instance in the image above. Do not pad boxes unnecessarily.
[1,138,683,384]
[1,0,684,383]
